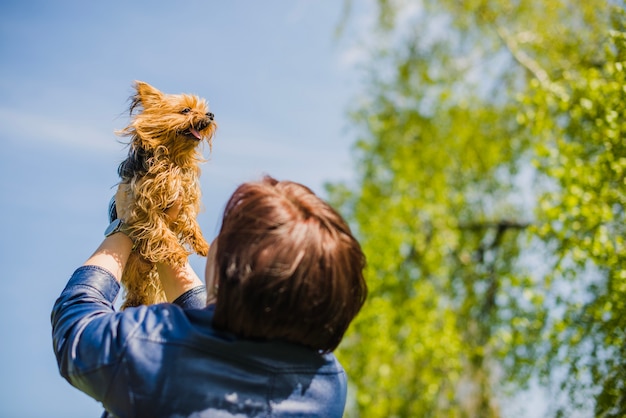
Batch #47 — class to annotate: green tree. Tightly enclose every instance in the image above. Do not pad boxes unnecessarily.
[331,1,622,416]
[525,16,626,416]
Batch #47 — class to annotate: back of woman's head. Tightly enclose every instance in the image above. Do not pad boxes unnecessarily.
[212,176,367,352]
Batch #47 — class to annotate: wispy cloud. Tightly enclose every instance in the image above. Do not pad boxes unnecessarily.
[0,107,119,153]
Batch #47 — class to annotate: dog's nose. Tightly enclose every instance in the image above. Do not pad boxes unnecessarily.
[206,112,214,120]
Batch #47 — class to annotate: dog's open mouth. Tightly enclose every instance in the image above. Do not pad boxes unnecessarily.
[182,120,212,141]
[185,127,203,140]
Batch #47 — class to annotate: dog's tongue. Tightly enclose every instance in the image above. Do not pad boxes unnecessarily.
[190,127,202,140]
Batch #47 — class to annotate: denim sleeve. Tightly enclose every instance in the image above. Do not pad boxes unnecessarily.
[51,266,208,413]
[172,285,207,309]
[50,266,138,409]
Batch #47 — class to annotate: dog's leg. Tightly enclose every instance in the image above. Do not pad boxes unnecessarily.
[174,202,209,257]
[135,212,189,267]
[131,173,190,265]
[121,252,165,308]
[122,174,186,306]
[174,178,209,257]
[187,217,209,256]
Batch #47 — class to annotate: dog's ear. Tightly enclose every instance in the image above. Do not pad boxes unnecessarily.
[131,81,164,112]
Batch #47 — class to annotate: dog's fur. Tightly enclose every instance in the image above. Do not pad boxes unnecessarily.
[116,81,216,308]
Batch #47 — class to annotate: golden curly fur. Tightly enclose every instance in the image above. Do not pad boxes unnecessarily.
[115,81,216,308]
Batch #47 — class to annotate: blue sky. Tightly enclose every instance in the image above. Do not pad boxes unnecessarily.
[0,1,370,416]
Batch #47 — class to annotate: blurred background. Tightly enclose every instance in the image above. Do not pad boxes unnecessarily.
[1,1,624,417]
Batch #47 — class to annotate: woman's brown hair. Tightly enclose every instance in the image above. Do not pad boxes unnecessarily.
[211,176,367,352]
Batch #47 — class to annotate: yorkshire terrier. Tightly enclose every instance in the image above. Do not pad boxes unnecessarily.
[112,81,216,308]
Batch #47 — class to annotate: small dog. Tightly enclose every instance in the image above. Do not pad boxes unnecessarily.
[114,81,216,308]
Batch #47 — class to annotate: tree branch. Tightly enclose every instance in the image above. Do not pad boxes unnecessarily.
[495,26,568,101]
[458,220,531,231]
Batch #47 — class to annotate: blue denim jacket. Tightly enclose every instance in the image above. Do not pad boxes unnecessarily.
[51,266,348,417]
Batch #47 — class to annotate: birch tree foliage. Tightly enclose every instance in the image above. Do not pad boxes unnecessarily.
[524,14,626,415]
[331,1,621,417]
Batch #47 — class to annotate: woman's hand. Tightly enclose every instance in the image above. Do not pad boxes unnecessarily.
[114,183,133,222]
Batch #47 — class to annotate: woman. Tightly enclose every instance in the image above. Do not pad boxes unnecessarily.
[51,176,367,418]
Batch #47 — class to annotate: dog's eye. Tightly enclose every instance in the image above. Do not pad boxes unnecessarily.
[181,107,191,114]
